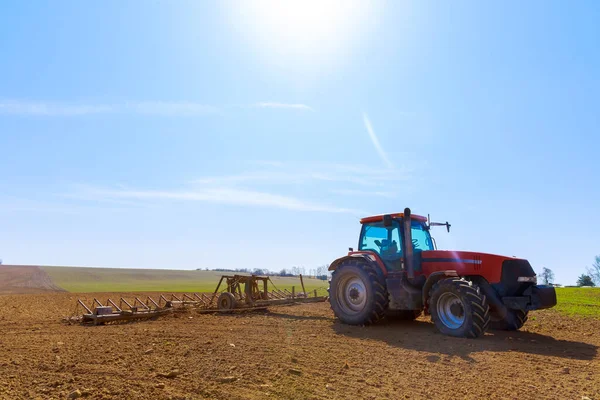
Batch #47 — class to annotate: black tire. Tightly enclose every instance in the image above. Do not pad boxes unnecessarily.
[490,309,528,331]
[386,309,422,321]
[429,278,490,338]
[217,292,236,311]
[329,260,388,325]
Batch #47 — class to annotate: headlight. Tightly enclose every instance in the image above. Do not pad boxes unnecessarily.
[517,276,537,284]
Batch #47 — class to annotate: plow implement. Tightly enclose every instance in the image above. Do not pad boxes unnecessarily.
[69,274,328,325]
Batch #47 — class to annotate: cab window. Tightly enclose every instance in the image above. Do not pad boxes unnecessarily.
[359,221,402,257]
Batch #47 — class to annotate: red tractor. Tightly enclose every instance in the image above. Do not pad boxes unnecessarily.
[328,208,556,338]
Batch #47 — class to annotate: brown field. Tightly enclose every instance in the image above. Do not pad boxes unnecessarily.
[0,292,599,400]
[0,265,65,294]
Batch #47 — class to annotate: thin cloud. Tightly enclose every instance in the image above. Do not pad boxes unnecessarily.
[0,100,313,116]
[330,189,397,198]
[254,102,314,111]
[129,102,219,116]
[363,112,393,169]
[75,185,365,215]
[192,163,411,187]
[0,101,113,116]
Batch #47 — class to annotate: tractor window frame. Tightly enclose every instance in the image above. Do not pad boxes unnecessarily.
[411,221,435,251]
[358,221,403,256]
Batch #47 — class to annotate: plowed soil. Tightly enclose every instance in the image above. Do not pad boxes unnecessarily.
[0,266,65,294]
[0,292,598,400]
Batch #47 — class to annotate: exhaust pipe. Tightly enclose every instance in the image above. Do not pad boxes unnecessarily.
[403,207,414,280]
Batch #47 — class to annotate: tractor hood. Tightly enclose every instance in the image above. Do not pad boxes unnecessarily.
[419,250,532,284]
[420,250,524,264]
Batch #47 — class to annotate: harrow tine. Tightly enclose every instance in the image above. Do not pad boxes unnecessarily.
[120,298,134,310]
[147,296,160,309]
[134,297,150,310]
[107,298,121,312]
[77,299,93,314]
[193,293,208,306]
[170,294,183,302]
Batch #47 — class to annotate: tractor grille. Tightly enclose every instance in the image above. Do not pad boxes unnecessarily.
[501,259,535,296]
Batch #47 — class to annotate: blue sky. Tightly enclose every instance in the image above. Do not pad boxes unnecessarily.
[1,1,598,285]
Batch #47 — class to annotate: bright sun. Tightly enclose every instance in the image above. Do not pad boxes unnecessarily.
[227,0,381,67]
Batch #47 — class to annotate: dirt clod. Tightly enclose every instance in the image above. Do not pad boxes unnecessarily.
[165,370,180,379]
[288,368,302,376]
[67,389,82,399]
[217,376,238,383]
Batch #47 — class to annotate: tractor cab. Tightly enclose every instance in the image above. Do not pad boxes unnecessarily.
[358,213,434,273]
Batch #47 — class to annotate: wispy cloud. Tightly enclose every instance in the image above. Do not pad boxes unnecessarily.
[0,101,113,116]
[74,185,364,215]
[253,102,314,111]
[193,162,411,188]
[363,112,393,169]
[128,102,219,116]
[330,189,397,198]
[0,100,313,116]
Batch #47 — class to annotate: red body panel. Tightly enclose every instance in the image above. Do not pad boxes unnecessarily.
[420,250,516,284]
[340,250,520,284]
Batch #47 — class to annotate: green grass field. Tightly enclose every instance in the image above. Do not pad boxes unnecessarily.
[554,287,600,318]
[42,266,329,294]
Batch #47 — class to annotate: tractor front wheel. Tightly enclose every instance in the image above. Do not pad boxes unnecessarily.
[490,309,528,331]
[429,278,490,338]
[329,260,388,325]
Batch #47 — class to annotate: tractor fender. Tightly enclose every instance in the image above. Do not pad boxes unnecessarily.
[329,252,387,280]
[422,270,459,310]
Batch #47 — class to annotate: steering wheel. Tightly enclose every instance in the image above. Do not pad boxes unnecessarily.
[374,239,383,248]
[412,239,420,249]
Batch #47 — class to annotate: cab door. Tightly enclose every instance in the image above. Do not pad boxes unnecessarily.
[358,221,404,271]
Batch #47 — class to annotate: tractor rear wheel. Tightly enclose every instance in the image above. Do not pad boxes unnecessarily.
[490,309,528,331]
[429,278,490,338]
[329,260,388,325]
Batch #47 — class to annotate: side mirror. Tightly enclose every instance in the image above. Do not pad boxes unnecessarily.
[383,214,393,227]
[446,222,451,232]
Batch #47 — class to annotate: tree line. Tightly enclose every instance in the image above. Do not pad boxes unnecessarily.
[199,265,330,280]
[541,255,600,287]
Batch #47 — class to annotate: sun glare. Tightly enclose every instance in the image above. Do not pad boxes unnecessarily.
[227,0,380,68]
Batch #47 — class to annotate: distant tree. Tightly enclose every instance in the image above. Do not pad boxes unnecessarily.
[315,265,329,280]
[540,267,555,285]
[586,255,600,286]
[577,274,595,287]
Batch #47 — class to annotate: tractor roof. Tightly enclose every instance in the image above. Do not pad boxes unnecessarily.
[360,213,428,224]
